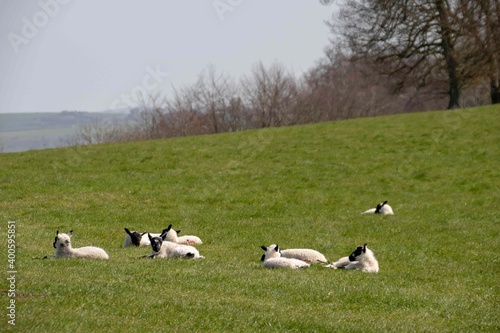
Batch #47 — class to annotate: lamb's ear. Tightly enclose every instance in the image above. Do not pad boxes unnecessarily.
[382,200,388,206]
[363,244,367,252]
[274,245,280,252]
[160,231,167,241]
[176,230,181,235]
[260,254,265,261]
[56,230,59,235]
[68,230,73,237]
[166,224,172,232]
[124,228,132,235]
[140,232,147,236]
[261,245,267,251]
[148,233,153,241]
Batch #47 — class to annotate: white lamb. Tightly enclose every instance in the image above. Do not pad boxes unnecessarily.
[147,232,204,259]
[281,248,328,263]
[163,224,203,245]
[53,230,109,259]
[363,200,394,215]
[260,246,327,264]
[123,228,161,247]
[325,244,379,273]
[261,244,310,269]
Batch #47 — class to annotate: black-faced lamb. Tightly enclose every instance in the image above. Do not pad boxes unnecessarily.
[363,200,394,215]
[163,224,203,245]
[147,232,204,259]
[123,228,162,247]
[53,230,109,259]
[325,243,379,273]
[261,244,310,269]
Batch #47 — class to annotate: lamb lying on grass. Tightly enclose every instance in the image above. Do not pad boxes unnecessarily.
[260,246,327,264]
[281,248,327,263]
[325,243,379,273]
[363,200,394,215]
[163,224,203,245]
[123,228,161,247]
[261,244,310,269]
[147,232,204,259]
[53,230,109,259]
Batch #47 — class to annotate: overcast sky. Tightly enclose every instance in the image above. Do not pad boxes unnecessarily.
[0,1,337,113]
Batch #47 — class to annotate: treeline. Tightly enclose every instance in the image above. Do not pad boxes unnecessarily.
[72,54,488,145]
[73,0,498,145]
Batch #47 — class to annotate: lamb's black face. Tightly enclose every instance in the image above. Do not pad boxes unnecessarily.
[124,228,143,246]
[348,246,365,261]
[375,201,388,213]
[129,232,142,246]
[150,237,163,253]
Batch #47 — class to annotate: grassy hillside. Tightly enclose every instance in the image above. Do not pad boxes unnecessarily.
[1,105,498,332]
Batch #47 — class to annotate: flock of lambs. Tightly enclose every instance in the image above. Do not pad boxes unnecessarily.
[49,201,394,273]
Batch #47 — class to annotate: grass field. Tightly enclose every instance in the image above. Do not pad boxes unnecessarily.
[1,106,499,332]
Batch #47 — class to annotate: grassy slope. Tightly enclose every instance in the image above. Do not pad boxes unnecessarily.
[1,106,498,332]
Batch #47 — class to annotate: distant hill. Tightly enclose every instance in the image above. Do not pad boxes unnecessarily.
[0,110,130,153]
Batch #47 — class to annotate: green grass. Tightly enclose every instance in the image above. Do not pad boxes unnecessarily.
[1,106,499,332]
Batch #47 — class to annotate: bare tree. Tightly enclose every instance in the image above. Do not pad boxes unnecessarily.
[71,118,131,146]
[299,46,443,122]
[192,65,240,133]
[459,0,500,104]
[241,61,298,128]
[225,95,247,132]
[485,0,500,103]
[134,92,168,140]
[329,0,491,109]
[166,85,210,137]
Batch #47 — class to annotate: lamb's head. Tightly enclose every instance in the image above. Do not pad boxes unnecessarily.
[261,244,281,260]
[124,228,145,247]
[348,244,369,261]
[162,224,181,241]
[148,232,166,253]
[375,201,388,213]
[53,230,73,249]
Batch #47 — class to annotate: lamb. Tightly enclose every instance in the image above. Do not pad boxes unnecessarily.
[147,232,204,259]
[123,228,161,247]
[259,246,327,264]
[281,248,328,263]
[363,200,394,215]
[325,243,379,273]
[53,230,109,259]
[162,224,203,245]
[261,244,310,269]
